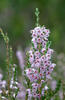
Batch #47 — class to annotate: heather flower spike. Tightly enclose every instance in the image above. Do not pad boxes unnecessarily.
[0,29,19,100]
[25,8,56,100]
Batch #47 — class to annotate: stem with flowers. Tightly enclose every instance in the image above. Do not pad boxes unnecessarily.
[24,8,57,100]
[0,29,19,100]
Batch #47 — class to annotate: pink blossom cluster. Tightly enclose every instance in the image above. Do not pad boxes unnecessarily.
[25,26,56,99]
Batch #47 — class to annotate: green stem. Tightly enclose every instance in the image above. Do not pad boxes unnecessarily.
[25,92,28,100]
[10,47,13,79]
[35,8,40,27]
[6,34,10,99]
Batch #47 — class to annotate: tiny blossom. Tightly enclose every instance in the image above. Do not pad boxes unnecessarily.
[34,58,41,68]
[42,89,44,96]
[13,93,16,98]
[34,51,40,57]
[29,53,34,64]
[27,89,32,97]
[34,42,37,49]
[25,26,56,99]
[1,96,6,99]
[41,48,46,53]
[42,40,46,48]
[31,38,36,44]
[32,83,39,89]
[37,37,42,43]
[10,84,13,88]
[44,85,48,90]
[2,80,6,88]
[31,63,35,68]
[13,67,15,72]
[6,90,8,94]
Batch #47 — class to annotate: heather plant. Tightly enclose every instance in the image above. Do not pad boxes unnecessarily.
[23,8,61,100]
[0,29,19,100]
[0,8,63,100]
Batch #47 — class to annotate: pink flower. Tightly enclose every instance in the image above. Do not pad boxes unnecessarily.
[34,51,40,57]
[42,88,44,96]
[34,27,42,34]
[47,48,54,54]
[34,42,37,49]
[32,92,37,98]
[32,32,37,38]
[37,37,42,43]
[29,53,34,64]
[31,63,35,68]
[41,48,46,54]
[49,63,56,73]
[43,29,50,37]
[35,58,41,68]
[27,89,32,97]
[42,40,46,48]
[32,83,38,89]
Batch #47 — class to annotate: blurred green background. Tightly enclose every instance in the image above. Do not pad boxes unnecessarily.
[0,0,65,74]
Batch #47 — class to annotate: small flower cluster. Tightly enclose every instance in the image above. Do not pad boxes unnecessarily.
[25,26,56,99]
[9,65,19,98]
[0,73,6,98]
[0,66,19,100]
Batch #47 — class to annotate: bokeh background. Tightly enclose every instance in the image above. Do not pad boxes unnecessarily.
[0,0,65,98]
